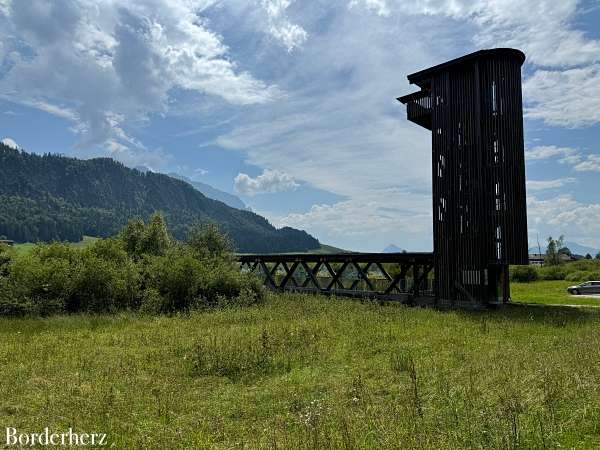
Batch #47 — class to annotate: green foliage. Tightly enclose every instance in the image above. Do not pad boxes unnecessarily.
[545,235,565,266]
[565,271,590,282]
[120,213,171,258]
[0,243,11,277]
[512,259,600,284]
[0,217,263,316]
[539,265,567,280]
[187,222,233,261]
[596,252,600,260]
[0,143,320,252]
[510,265,538,282]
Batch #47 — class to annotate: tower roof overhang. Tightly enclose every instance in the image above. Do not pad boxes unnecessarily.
[402,48,526,92]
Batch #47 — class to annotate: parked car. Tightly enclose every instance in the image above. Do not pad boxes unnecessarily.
[567,281,600,295]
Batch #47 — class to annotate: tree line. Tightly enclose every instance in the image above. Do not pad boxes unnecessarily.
[0,144,320,253]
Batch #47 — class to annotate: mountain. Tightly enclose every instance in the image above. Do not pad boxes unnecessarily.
[382,244,405,253]
[167,172,246,210]
[528,242,600,256]
[0,144,320,253]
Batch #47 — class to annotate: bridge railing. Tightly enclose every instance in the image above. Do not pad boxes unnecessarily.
[237,253,435,303]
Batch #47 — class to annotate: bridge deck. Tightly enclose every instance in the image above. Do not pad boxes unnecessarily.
[237,252,435,303]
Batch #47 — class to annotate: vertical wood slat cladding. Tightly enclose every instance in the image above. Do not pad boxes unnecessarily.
[399,49,528,306]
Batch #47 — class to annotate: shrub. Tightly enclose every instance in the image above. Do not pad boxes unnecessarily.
[565,271,590,282]
[510,265,538,282]
[0,217,263,316]
[589,271,600,281]
[187,223,233,262]
[120,213,171,258]
[145,252,208,311]
[7,244,76,313]
[0,243,11,277]
[139,288,167,315]
[539,266,567,280]
[68,253,140,313]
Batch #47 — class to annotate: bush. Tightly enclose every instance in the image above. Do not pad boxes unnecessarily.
[139,288,167,315]
[0,243,11,277]
[539,266,567,280]
[510,265,538,282]
[565,271,590,282]
[0,217,263,317]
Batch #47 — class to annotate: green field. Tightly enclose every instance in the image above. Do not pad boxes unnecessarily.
[512,280,600,306]
[11,236,99,255]
[2,293,600,449]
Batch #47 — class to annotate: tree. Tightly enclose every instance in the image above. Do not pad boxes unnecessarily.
[585,253,593,260]
[558,245,571,257]
[596,252,600,260]
[545,236,560,266]
[187,222,233,261]
[142,213,171,256]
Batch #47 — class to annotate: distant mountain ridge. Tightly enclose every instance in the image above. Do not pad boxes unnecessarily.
[0,144,320,253]
[382,244,405,253]
[167,172,246,210]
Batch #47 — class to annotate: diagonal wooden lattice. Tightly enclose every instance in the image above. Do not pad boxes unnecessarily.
[239,253,435,302]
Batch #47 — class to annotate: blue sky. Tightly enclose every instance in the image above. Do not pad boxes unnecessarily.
[1,0,599,252]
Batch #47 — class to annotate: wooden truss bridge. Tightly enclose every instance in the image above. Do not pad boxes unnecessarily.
[238,253,435,304]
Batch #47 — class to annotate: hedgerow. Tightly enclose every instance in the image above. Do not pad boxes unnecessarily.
[0,214,263,316]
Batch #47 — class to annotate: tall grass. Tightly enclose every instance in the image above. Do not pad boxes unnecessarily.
[2,293,600,448]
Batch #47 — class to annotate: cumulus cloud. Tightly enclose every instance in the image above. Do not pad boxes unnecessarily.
[526,178,576,192]
[525,146,577,161]
[278,190,431,236]
[528,194,600,241]
[1,137,18,149]
[524,145,600,174]
[234,169,299,196]
[573,154,600,173]
[0,0,280,165]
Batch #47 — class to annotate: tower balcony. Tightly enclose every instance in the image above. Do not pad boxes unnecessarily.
[397,90,432,130]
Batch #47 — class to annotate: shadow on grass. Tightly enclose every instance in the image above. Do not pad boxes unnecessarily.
[455,301,600,327]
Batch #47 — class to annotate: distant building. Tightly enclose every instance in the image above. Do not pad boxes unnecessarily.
[0,239,14,246]
[529,253,544,266]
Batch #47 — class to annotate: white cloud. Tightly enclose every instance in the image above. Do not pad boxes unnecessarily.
[348,0,391,17]
[391,0,600,67]
[369,0,600,128]
[528,194,600,240]
[1,137,18,149]
[525,145,577,161]
[277,190,431,236]
[527,178,576,191]
[524,145,600,173]
[261,0,308,51]
[524,65,600,127]
[234,169,299,196]
[573,154,600,173]
[0,0,280,164]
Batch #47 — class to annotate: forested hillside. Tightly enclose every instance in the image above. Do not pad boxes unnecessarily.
[0,144,320,253]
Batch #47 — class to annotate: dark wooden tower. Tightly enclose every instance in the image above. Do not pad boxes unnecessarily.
[398,48,528,307]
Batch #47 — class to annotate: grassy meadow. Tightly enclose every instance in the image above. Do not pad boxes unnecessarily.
[512,280,600,306]
[11,236,99,256]
[2,293,600,449]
